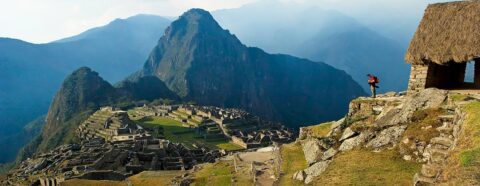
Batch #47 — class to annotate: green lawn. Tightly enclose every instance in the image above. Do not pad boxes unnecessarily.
[136,116,243,151]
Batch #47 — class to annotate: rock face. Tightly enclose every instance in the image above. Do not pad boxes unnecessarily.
[132,8,366,127]
[292,170,306,181]
[339,131,373,151]
[322,148,338,161]
[301,139,324,165]
[339,127,357,141]
[304,160,331,184]
[366,125,407,148]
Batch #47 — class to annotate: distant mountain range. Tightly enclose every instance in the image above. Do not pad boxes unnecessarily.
[0,15,171,163]
[213,0,410,92]
[29,9,365,159]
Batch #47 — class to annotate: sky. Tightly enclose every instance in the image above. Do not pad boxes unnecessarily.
[0,0,452,44]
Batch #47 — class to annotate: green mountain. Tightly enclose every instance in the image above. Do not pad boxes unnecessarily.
[133,9,366,127]
[28,67,178,156]
[40,67,120,152]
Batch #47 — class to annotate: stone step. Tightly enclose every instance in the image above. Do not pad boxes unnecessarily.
[430,149,449,164]
[430,137,453,148]
[414,173,435,186]
[438,115,455,122]
[436,125,453,133]
[420,164,440,178]
[431,148,449,156]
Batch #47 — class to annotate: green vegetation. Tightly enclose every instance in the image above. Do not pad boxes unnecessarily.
[278,143,308,186]
[460,148,480,167]
[136,116,243,150]
[312,150,420,185]
[191,161,251,186]
[450,93,469,102]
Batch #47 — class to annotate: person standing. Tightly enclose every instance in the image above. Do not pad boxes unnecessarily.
[367,74,379,98]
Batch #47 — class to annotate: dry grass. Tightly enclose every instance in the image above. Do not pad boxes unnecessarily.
[278,143,308,186]
[307,122,333,138]
[61,171,182,186]
[129,171,181,186]
[313,150,421,185]
[406,1,480,64]
[442,101,480,185]
[61,179,126,186]
[404,108,444,142]
[191,161,251,186]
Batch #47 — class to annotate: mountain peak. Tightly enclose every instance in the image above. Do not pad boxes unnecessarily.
[167,8,224,35]
[182,8,215,21]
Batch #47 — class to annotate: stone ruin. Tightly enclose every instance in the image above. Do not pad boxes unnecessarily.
[3,138,220,186]
[3,104,294,185]
[131,104,295,149]
[77,107,151,142]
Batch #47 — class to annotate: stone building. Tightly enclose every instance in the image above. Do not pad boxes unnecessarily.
[405,1,480,94]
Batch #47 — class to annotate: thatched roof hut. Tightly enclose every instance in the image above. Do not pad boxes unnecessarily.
[405,0,480,65]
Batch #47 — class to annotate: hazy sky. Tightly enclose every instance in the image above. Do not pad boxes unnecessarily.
[0,0,452,43]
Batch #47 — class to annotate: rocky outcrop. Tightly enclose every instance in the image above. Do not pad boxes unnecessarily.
[339,131,373,151]
[294,89,461,184]
[366,125,407,149]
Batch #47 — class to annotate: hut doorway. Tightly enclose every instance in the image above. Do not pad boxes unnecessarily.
[425,59,480,90]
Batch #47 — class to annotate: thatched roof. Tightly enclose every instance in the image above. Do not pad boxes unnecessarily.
[405,0,480,65]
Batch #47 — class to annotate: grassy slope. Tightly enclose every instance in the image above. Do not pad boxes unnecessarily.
[443,101,480,185]
[313,150,420,185]
[278,143,308,186]
[135,116,243,150]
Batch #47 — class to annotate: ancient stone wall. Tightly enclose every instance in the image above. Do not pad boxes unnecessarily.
[408,64,429,95]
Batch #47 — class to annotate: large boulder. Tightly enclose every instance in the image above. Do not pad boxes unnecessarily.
[304,160,331,184]
[301,139,324,165]
[322,148,338,160]
[339,127,357,141]
[366,125,407,148]
[339,131,374,151]
[373,88,447,128]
